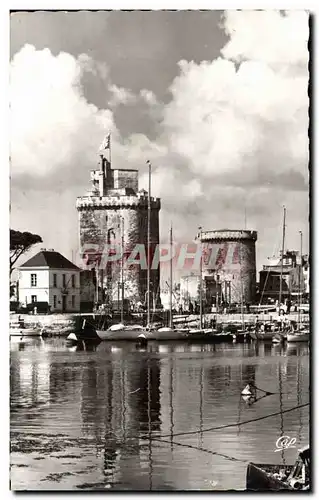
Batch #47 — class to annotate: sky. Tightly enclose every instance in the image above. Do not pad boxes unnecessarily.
[9,10,309,277]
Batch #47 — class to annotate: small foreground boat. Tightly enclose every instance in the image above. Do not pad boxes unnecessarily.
[10,317,43,337]
[287,329,309,343]
[246,445,310,491]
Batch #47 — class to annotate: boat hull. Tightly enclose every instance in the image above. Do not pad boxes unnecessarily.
[10,328,42,337]
[250,330,275,341]
[246,463,293,491]
[96,328,145,341]
[148,330,189,341]
[287,332,309,342]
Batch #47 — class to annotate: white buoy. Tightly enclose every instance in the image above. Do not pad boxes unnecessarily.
[67,333,78,342]
[241,384,253,395]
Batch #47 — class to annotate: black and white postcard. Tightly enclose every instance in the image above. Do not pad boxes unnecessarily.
[9,9,310,492]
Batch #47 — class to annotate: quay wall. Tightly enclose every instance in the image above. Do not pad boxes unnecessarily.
[10,311,309,335]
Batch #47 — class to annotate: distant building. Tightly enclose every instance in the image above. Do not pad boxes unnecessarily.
[259,250,308,303]
[18,249,81,312]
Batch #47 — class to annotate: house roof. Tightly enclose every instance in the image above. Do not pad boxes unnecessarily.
[20,250,80,270]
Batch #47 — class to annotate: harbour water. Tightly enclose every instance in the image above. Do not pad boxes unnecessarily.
[10,338,309,491]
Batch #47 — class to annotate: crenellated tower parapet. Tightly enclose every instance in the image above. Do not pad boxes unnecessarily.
[77,137,161,309]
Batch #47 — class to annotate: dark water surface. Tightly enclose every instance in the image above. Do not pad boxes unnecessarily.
[10,338,310,491]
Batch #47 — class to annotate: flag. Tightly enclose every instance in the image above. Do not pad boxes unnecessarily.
[99,133,110,151]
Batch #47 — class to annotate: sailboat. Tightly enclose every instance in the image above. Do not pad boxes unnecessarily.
[252,207,287,342]
[287,230,309,343]
[148,224,189,341]
[186,226,213,340]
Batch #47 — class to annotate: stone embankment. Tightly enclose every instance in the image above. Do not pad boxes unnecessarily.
[10,313,92,335]
[173,312,310,328]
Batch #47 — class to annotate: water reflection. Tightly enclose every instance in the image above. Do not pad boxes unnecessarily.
[10,339,309,491]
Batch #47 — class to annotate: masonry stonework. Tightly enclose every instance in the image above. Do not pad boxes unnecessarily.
[201,229,257,304]
[77,151,161,308]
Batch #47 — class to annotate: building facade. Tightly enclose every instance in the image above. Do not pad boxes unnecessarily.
[200,229,257,305]
[18,250,81,312]
[259,250,309,302]
[77,145,161,309]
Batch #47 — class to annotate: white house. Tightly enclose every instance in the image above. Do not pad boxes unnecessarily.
[18,249,81,312]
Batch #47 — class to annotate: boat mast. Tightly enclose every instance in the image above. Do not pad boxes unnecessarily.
[299,230,303,329]
[169,223,173,329]
[95,267,99,310]
[120,216,124,323]
[199,226,203,330]
[147,160,152,328]
[240,243,245,330]
[279,206,286,311]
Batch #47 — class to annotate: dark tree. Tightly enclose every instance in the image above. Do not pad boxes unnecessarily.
[10,229,42,275]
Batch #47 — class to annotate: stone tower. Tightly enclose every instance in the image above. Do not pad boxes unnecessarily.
[76,143,161,309]
[201,229,257,305]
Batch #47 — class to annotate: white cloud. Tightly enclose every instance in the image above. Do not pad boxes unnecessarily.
[10,44,115,177]
[221,10,309,67]
[10,11,309,273]
[139,89,158,106]
[107,83,137,107]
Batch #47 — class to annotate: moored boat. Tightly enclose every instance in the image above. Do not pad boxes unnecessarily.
[250,322,278,341]
[287,329,309,343]
[148,327,189,341]
[95,323,146,341]
[10,318,43,337]
[246,445,310,491]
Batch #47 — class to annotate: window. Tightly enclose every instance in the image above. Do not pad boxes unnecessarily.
[53,295,57,308]
[71,275,75,288]
[53,274,57,287]
[62,274,66,288]
[71,295,75,308]
[31,295,37,303]
[31,274,37,287]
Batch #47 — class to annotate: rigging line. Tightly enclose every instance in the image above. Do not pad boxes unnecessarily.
[146,436,247,464]
[140,402,309,441]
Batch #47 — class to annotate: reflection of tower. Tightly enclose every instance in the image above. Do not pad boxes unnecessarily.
[10,351,51,408]
[77,140,161,307]
[49,360,78,404]
[77,348,161,489]
[127,357,161,435]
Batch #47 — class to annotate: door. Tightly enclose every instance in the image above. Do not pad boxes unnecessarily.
[62,295,67,312]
